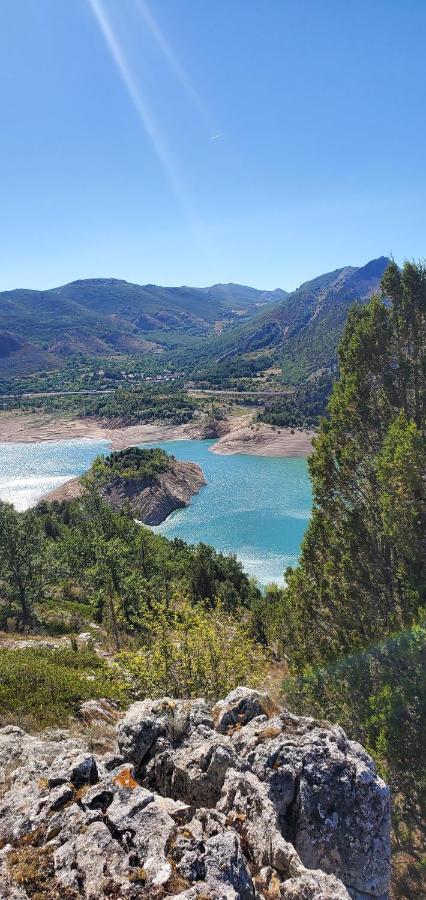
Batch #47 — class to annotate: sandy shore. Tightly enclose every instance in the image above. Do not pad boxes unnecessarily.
[210,420,314,457]
[0,411,191,449]
[0,411,314,457]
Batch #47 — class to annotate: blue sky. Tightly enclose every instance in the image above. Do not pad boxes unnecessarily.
[0,0,425,291]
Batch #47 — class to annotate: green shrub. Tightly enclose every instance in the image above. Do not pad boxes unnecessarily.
[118,599,266,702]
[90,447,171,483]
[0,647,128,730]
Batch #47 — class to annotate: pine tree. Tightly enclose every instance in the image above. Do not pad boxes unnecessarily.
[283,261,426,669]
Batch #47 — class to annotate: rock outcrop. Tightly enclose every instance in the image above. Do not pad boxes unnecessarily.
[0,687,391,899]
[98,457,206,525]
[43,457,206,525]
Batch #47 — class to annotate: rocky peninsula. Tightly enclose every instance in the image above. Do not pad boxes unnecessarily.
[0,687,391,899]
[44,447,206,526]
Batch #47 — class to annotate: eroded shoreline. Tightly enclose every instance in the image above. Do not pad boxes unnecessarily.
[0,411,314,457]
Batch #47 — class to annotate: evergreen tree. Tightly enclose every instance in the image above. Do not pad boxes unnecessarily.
[280,260,426,842]
[0,502,46,628]
[282,261,425,668]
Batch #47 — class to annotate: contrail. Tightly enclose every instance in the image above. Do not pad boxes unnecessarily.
[87,0,196,219]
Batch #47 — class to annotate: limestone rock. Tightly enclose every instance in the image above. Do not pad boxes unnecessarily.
[44,456,206,526]
[280,869,352,899]
[212,685,278,734]
[0,688,391,899]
[101,457,207,525]
[117,696,213,770]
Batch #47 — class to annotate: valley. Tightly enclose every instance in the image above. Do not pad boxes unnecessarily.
[0,257,388,395]
[0,259,424,897]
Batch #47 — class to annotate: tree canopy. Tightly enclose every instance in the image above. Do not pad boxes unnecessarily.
[278,260,426,846]
[282,260,425,667]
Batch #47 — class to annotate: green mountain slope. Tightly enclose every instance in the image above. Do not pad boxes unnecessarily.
[0,260,387,382]
[0,279,284,358]
[202,257,389,383]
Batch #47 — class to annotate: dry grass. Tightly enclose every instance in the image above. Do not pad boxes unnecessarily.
[391,850,426,899]
[260,660,289,705]
[7,837,79,899]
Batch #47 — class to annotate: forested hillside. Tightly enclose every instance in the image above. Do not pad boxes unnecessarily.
[0,485,264,728]
[193,256,389,385]
[0,259,386,388]
[0,278,284,372]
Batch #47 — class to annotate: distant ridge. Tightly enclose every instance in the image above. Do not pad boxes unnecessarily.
[201,256,390,383]
[0,279,285,372]
[0,258,389,380]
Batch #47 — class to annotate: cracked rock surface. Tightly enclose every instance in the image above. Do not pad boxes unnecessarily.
[0,686,391,899]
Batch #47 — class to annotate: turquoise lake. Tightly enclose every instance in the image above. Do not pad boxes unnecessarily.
[0,439,312,586]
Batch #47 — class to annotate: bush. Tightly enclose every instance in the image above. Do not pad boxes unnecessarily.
[118,599,266,702]
[90,447,171,482]
[0,647,128,729]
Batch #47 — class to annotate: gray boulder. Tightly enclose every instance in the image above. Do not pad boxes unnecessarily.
[212,685,278,733]
[0,688,391,899]
[280,869,352,899]
[118,688,391,899]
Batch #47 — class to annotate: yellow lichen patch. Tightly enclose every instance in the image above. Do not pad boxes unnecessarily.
[181,827,195,841]
[226,811,246,825]
[37,777,49,792]
[112,767,138,790]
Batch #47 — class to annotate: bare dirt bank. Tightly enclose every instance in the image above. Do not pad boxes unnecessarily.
[210,418,314,457]
[0,411,191,448]
[0,411,314,457]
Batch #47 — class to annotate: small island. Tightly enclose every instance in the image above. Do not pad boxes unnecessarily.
[44,446,206,525]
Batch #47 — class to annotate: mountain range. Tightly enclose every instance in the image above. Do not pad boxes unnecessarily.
[0,257,389,381]
[201,256,390,383]
[0,281,286,373]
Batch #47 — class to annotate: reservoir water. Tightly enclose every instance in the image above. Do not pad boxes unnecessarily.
[0,438,312,586]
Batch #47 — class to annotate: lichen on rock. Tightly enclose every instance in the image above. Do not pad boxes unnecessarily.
[0,687,391,899]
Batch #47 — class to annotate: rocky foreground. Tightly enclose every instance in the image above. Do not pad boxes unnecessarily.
[0,687,391,899]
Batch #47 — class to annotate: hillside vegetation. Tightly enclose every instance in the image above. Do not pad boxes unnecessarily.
[253,261,425,871]
[0,278,284,372]
[189,256,389,386]
[0,259,386,394]
[0,483,264,732]
[90,447,171,481]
